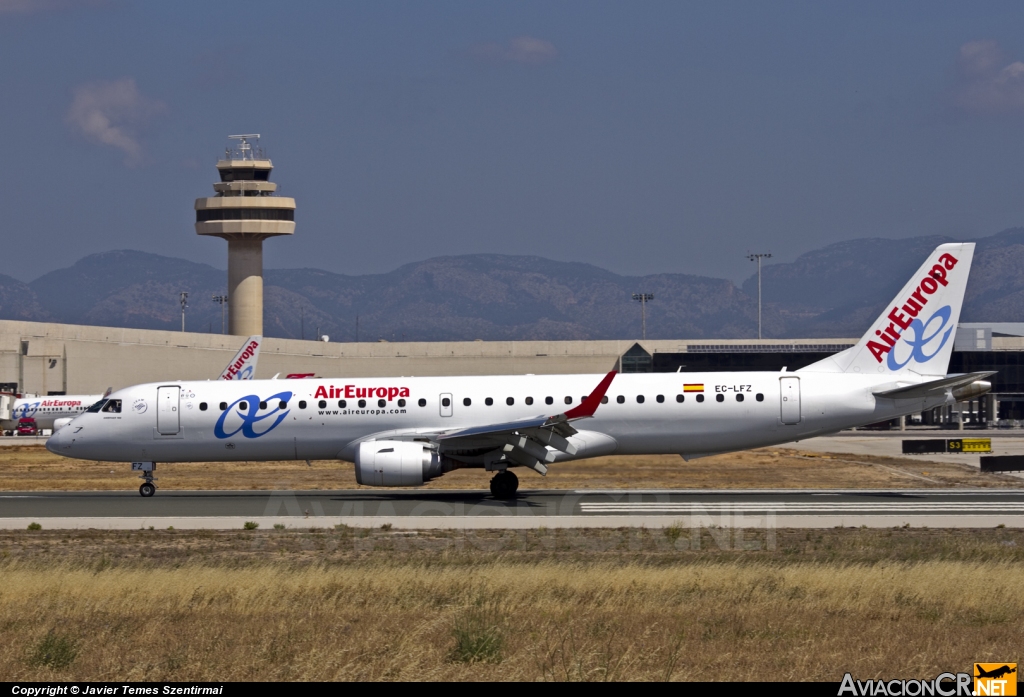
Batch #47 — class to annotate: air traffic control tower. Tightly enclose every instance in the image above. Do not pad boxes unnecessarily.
[195,135,296,336]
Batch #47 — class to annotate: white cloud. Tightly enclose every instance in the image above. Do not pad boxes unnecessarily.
[66,78,165,165]
[954,40,1024,114]
[469,36,558,66]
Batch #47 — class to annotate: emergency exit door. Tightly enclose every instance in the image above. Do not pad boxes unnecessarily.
[779,377,801,425]
[157,386,180,435]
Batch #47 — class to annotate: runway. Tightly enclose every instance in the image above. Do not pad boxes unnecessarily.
[2,488,1024,529]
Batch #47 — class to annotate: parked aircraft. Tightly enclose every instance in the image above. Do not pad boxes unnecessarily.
[46,245,993,498]
[2,336,261,432]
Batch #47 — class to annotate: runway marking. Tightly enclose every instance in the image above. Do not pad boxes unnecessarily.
[579,502,1024,513]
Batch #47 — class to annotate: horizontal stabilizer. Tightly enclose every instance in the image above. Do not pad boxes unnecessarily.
[872,371,996,399]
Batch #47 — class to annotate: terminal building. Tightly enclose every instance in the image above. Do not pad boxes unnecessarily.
[1,318,1022,428]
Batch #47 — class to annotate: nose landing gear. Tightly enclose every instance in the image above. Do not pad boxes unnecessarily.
[489,470,519,499]
[131,461,157,497]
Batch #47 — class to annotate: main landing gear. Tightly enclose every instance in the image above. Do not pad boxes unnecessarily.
[489,470,519,500]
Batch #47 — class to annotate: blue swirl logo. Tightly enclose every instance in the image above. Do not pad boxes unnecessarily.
[886,305,953,371]
[214,391,293,439]
[13,402,39,419]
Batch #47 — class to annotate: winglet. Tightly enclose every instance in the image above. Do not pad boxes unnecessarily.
[562,370,617,420]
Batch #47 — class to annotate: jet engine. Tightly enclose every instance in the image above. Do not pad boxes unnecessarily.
[354,440,448,486]
[952,380,992,402]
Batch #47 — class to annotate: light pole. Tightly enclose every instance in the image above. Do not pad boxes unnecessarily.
[746,252,771,340]
[212,295,228,334]
[632,293,654,340]
[179,292,189,333]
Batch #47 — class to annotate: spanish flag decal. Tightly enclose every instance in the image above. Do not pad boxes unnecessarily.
[683,384,704,393]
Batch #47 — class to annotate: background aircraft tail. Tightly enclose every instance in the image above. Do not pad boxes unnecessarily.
[801,243,975,376]
[219,336,262,380]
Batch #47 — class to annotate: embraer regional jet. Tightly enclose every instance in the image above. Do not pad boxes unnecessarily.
[47,244,994,498]
[4,336,262,433]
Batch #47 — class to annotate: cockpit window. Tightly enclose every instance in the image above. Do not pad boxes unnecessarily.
[86,399,106,413]
[101,399,122,413]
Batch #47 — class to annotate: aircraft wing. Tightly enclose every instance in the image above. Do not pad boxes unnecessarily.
[433,370,617,474]
[219,336,262,380]
[872,371,996,399]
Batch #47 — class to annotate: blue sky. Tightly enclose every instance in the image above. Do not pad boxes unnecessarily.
[3,1,1024,282]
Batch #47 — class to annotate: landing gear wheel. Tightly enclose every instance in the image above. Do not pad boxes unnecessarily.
[489,470,519,499]
[139,482,156,497]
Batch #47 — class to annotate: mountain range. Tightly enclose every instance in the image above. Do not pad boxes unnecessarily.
[2,228,1023,341]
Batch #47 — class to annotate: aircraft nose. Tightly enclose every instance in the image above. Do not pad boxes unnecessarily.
[45,429,65,455]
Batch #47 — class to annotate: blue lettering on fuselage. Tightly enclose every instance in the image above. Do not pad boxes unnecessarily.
[214,391,293,439]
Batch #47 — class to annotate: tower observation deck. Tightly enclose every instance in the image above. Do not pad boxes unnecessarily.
[195,135,296,336]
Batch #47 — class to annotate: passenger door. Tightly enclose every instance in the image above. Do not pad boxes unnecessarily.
[156,386,180,435]
[440,393,453,417]
[779,377,801,425]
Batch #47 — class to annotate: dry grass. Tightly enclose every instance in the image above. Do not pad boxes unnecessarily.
[0,444,1012,491]
[0,528,1022,681]
[0,558,1019,680]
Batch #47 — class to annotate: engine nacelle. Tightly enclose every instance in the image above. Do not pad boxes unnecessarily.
[354,440,445,487]
[952,380,992,402]
[53,418,74,432]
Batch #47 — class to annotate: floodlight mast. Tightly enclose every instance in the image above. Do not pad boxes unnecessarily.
[632,293,654,340]
[746,252,772,340]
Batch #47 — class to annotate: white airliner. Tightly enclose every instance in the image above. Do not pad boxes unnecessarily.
[47,244,994,498]
[2,336,262,433]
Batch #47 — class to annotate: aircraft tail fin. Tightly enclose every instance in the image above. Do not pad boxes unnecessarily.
[800,243,975,377]
[219,335,262,380]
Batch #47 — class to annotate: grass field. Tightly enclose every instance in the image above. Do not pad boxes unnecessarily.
[1,527,1022,681]
[0,443,1013,491]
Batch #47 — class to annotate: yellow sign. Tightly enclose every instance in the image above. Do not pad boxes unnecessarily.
[975,663,1017,696]
[963,438,993,453]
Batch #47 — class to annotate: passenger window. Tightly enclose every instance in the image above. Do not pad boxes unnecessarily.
[636,395,645,404]
[564,396,572,404]
[240,401,249,411]
[464,398,472,407]
[259,401,268,410]
[378,399,386,408]
[545,396,553,405]
[299,400,307,409]
[199,402,208,411]
[358,399,366,408]
[696,394,705,403]
[601,396,608,404]
[220,402,228,410]
[756,393,764,402]
[716,394,724,403]
[279,401,287,409]
[418,398,427,407]
[338,400,346,408]
[318,400,326,408]
[656,395,665,403]
[102,399,122,413]
[525,397,533,405]
[506,397,514,406]
[485,397,493,406]
[736,394,744,402]
[616,395,625,404]
[397,399,406,407]
[442,397,451,407]
[676,394,684,403]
